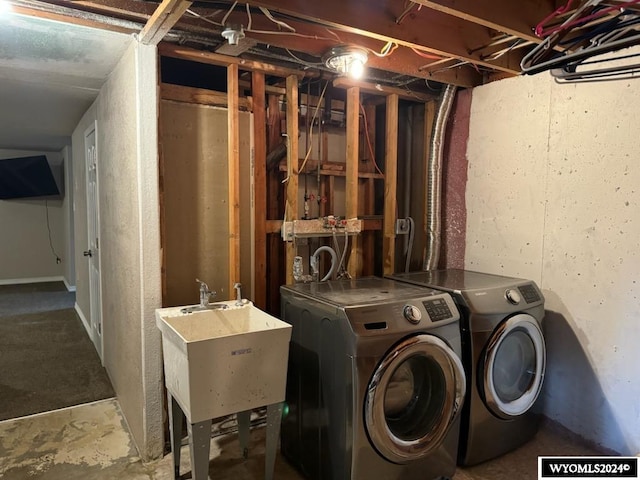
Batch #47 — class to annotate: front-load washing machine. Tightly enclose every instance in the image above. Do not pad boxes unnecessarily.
[389,269,546,466]
[280,277,466,480]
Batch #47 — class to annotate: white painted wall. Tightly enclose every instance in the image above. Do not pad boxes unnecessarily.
[61,145,75,289]
[466,58,640,455]
[70,39,162,460]
[0,149,65,284]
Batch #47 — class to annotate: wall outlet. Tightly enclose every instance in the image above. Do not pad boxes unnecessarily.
[395,218,410,235]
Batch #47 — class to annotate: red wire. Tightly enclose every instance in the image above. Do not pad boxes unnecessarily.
[410,47,442,60]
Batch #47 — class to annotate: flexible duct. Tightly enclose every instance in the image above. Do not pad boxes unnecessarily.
[424,84,457,271]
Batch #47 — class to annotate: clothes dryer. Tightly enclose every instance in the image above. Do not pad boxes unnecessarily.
[389,269,546,466]
[280,277,466,480]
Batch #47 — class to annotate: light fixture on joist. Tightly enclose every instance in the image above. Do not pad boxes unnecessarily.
[323,45,368,79]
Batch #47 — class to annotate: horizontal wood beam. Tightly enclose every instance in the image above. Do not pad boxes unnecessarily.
[160,83,253,110]
[333,77,436,102]
[140,0,192,45]
[411,0,556,43]
[159,42,311,78]
[247,0,523,74]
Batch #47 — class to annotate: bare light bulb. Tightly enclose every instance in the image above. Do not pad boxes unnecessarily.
[0,0,12,14]
[349,58,365,80]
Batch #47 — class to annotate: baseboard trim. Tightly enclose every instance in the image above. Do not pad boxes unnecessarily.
[75,303,91,337]
[62,278,76,292]
[0,276,65,286]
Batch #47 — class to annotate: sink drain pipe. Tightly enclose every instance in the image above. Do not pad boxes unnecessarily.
[424,84,457,271]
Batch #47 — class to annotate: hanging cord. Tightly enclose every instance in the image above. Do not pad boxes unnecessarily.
[359,104,385,176]
[404,216,415,273]
[332,230,350,278]
[45,199,61,264]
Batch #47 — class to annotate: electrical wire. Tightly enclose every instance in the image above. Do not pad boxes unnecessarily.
[259,6,296,31]
[359,104,385,177]
[185,7,337,41]
[221,0,237,25]
[44,199,61,263]
[245,2,252,31]
[404,216,415,273]
[410,47,442,60]
[298,81,328,174]
[285,48,324,67]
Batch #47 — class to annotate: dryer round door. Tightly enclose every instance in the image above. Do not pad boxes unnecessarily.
[364,334,466,464]
[482,313,545,419]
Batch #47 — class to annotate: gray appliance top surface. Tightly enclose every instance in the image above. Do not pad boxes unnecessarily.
[281,277,440,307]
[390,269,529,292]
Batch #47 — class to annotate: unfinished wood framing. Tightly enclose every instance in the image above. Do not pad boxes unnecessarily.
[252,72,267,310]
[159,43,311,78]
[227,63,240,298]
[284,76,299,285]
[345,86,360,278]
[160,83,252,110]
[383,94,399,275]
[139,0,192,45]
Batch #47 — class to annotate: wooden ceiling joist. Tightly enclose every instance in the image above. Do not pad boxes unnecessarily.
[247,0,523,74]
[193,8,483,87]
[140,0,193,45]
[411,0,556,43]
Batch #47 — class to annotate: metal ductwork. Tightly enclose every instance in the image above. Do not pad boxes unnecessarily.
[424,84,457,271]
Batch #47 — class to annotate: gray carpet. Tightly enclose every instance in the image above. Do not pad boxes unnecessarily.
[0,282,114,421]
[0,282,75,316]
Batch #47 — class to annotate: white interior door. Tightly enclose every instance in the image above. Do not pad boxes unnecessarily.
[84,122,103,361]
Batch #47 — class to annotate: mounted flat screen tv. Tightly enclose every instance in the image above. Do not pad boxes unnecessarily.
[0,155,61,200]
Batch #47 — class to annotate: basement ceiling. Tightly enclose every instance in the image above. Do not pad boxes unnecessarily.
[0,12,132,151]
[12,0,637,91]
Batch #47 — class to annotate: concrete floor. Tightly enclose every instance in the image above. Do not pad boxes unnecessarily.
[0,399,604,480]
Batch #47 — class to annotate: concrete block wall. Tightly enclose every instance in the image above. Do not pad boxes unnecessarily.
[464,56,640,455]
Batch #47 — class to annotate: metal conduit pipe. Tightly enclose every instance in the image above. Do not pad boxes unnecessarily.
[424,84,457,271]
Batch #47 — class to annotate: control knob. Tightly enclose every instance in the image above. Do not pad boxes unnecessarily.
[505,289,521,305]
[403,304,422,324]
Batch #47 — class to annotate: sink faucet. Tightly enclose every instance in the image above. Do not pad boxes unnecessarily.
[196,278,216,307]
[233,282,243,306]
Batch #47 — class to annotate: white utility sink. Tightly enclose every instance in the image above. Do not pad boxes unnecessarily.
[156,301,292,423]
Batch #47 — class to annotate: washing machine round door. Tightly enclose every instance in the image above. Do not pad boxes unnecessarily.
[482,313,545,419]
[364,334,466,464]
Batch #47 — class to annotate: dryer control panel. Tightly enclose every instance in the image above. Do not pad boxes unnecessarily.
[422,297,454,322]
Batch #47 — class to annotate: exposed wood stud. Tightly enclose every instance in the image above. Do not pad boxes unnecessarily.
[284,75,299,285]
[139,0,192,45]
[345,86,360,278]
[383,94,399,276]
[252,72,268,310]
[227,63,241,298]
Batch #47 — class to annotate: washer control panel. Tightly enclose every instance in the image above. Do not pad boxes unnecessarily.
[403,304,422,324]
